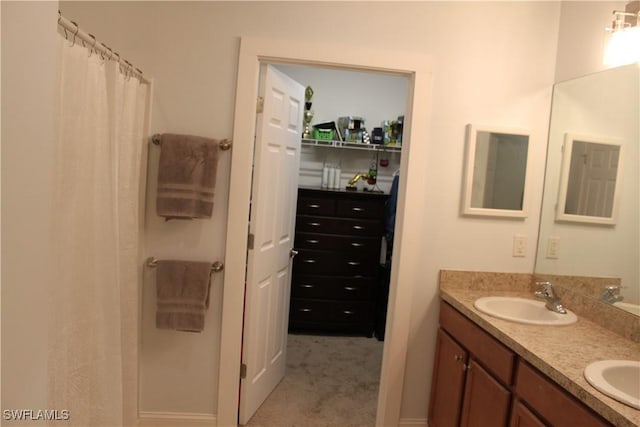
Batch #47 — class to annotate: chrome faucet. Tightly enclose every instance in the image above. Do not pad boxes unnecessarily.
[534,281,567,314]
[599,285,624,304]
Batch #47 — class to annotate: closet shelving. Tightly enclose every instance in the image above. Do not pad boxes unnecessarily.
[302,138,402,152]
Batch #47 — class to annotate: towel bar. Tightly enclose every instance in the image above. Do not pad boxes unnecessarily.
[146,256,224,273]
[151,134,232,151]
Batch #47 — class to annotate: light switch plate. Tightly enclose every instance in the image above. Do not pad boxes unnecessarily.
[513,234,527,257]
[546,236,560,259]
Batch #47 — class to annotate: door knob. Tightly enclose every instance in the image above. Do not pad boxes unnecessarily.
[289,249,299,258]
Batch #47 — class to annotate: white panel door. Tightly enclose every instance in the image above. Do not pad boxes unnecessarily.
[238,65,304,425]
[578,142,621,217]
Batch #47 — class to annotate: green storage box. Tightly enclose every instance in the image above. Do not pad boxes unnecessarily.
[313,128,334,140]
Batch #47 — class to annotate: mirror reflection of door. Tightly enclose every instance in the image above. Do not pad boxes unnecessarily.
[471,131,529,210]
[565,141,621,218]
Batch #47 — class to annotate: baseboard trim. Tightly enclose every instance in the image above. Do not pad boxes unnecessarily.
[398,417,428,427]
[138,411,217,426]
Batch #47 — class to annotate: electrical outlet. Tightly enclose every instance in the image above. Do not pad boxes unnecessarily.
[513,235,527,257]
[546,236,560,259]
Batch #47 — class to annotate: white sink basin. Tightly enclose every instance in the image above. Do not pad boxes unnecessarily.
[584,360,640,409]
[474,296,577,326]
[613,301,640,316]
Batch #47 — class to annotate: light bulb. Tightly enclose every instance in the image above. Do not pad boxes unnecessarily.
[604,26,640,67]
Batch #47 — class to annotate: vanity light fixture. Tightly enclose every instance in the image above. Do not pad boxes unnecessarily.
[603,1,640,67]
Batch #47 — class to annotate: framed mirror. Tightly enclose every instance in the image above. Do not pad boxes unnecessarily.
[556,133,623,225]
[462,124,531,218]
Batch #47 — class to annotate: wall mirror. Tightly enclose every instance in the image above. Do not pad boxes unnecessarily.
[556,133,623,225]
[462,124,530,218]
[535,62,639,317]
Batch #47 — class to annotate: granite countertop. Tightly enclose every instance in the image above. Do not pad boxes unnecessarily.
[440,286,640,427]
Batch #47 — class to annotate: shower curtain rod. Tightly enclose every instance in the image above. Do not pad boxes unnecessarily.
[57,11,151,85]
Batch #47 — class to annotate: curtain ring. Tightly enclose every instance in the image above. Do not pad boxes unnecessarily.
[124,60,133,80]
[69,20,79,47]
[99,42,108,61]
[87,33,97,57]
[106,46,114,61]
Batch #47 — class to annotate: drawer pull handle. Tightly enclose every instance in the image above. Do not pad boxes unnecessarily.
[343,310,354,315]
[303,259,317,264]
[454,355,464,362]
[308,204,320,208]
[348,261,361,266]
[300,284,314,288]
[344,286,357,291]
[308,222,321,227]
[351,242,364,247]
[306,239,319,244]
[299,308,312,312]
[352,225,364,230]
[351,207,364,212]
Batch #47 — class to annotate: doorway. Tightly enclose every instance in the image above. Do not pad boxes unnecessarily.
[218,37,433,427]
[241,62,405,425]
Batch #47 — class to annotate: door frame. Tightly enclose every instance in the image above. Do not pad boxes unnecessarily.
[218,36,433,427]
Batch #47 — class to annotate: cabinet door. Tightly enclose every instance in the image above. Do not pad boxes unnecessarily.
[510,400,546,427]
[515,362,611,427]
[428,328,468,427]
[460,359,511,427]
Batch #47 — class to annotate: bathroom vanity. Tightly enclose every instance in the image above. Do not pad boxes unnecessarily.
[430,302,611,427]
[288,187,388,336]
[431,271,639,427]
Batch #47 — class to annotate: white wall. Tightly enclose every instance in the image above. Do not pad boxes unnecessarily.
[275,65,408,131]
[1,0,59,414]
[59,0,561,422]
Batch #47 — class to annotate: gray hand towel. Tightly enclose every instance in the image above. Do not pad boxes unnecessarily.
[156,133,218,219]
[155,260,213,332]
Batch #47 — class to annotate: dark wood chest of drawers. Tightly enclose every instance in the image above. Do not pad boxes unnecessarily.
[289,187,388,336]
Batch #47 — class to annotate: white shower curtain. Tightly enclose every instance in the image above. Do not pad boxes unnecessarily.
[48,36,149,426]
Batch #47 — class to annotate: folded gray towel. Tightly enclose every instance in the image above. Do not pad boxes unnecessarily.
[156,133,218,219]
[155,260,213,332]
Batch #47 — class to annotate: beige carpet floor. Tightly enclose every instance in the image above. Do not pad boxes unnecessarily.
[245,334,384,427]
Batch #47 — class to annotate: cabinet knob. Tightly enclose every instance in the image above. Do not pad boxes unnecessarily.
[351,207,364,212]
[308,222,321,227]
[299,308,312,312]
[347,261,361,266]
[344,286,357,291]
[352,225,365,230]
[351,242,364,247]
[343,310,354,315]
[305,239,319,244]
[454,354,464,362]
[308,204,320,208]
[300,284,314,288]
[303,259,317,264]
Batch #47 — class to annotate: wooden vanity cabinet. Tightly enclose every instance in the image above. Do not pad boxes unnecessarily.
[429,328,468,427]
[289,188,388,336]
[429,302,515,427]
[514,362,611,427]
[510,400,546,427]
[430,301,614,427]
